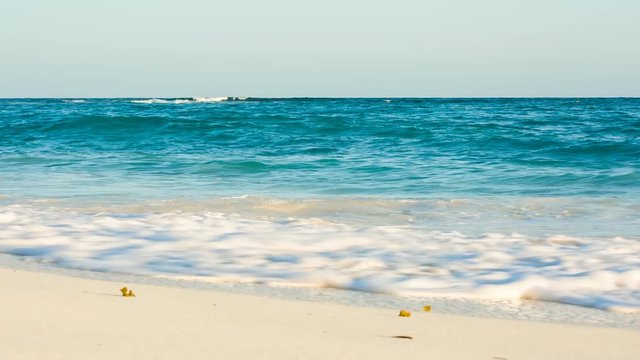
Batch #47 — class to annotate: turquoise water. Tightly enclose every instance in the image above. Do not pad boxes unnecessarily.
[1,97,639,312]
[2,98,639,201]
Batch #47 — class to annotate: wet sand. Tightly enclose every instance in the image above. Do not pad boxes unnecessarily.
[1,268,638,360]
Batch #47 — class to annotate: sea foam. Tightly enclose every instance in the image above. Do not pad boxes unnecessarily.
[1,204,638,313]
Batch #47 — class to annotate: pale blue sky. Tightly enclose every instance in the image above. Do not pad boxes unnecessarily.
[1,0,639,97]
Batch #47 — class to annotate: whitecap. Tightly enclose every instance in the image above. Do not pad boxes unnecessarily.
[131,97,248,104]
[131,99,170,104]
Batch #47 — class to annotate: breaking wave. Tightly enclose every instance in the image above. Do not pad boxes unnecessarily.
[1,203,639,313]
[131,96,249,104]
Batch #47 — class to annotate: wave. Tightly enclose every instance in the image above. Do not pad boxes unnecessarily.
[193,96,248,102]
[36,115,172,135]
[131,96,249,104]
[1,204,639,313]
[131,99,191,104]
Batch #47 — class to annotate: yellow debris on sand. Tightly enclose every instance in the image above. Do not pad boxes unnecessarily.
[398,310,411,317]
[120,287,136,297]
[423,305,432,312]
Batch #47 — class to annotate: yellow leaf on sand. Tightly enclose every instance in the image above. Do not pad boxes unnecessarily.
[120,287,136,297]
[423,305,432,312]
[398,310,411,317]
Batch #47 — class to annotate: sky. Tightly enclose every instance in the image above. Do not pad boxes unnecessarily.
[1,0,639,97]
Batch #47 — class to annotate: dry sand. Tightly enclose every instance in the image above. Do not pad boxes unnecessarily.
[1,268,638,360]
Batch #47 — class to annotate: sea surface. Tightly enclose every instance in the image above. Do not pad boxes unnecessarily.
[1,98,639,321]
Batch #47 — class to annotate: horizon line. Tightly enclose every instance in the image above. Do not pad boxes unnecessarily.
[2,96,640,100]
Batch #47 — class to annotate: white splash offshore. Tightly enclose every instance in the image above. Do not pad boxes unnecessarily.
[0,204,639,313]
[131,97,248,104]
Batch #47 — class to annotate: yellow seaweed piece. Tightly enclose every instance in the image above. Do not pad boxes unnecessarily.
[423,305,432,312]
[398,310,411,317]
[120,286,136,297]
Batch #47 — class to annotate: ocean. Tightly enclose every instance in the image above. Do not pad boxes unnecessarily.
[1,97,639,321]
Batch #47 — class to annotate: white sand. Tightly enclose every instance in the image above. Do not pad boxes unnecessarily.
[0,268,638,360]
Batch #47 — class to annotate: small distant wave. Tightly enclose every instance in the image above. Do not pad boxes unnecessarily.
[62,99,86,103]
[131,99,189,104]
[193,96,248,102]
[131,97,249,104]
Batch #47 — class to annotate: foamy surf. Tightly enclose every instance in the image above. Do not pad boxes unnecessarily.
[1,204,638,313]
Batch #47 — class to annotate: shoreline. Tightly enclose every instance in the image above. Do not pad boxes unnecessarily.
[2,253,640,331]
[2,202,639,318]
[2,267,640,360]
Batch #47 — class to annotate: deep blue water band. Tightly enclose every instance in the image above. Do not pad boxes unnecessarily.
[1,98,639,201]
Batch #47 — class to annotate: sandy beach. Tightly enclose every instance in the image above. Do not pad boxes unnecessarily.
[3,0,640,357]
[1,267,638,360]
